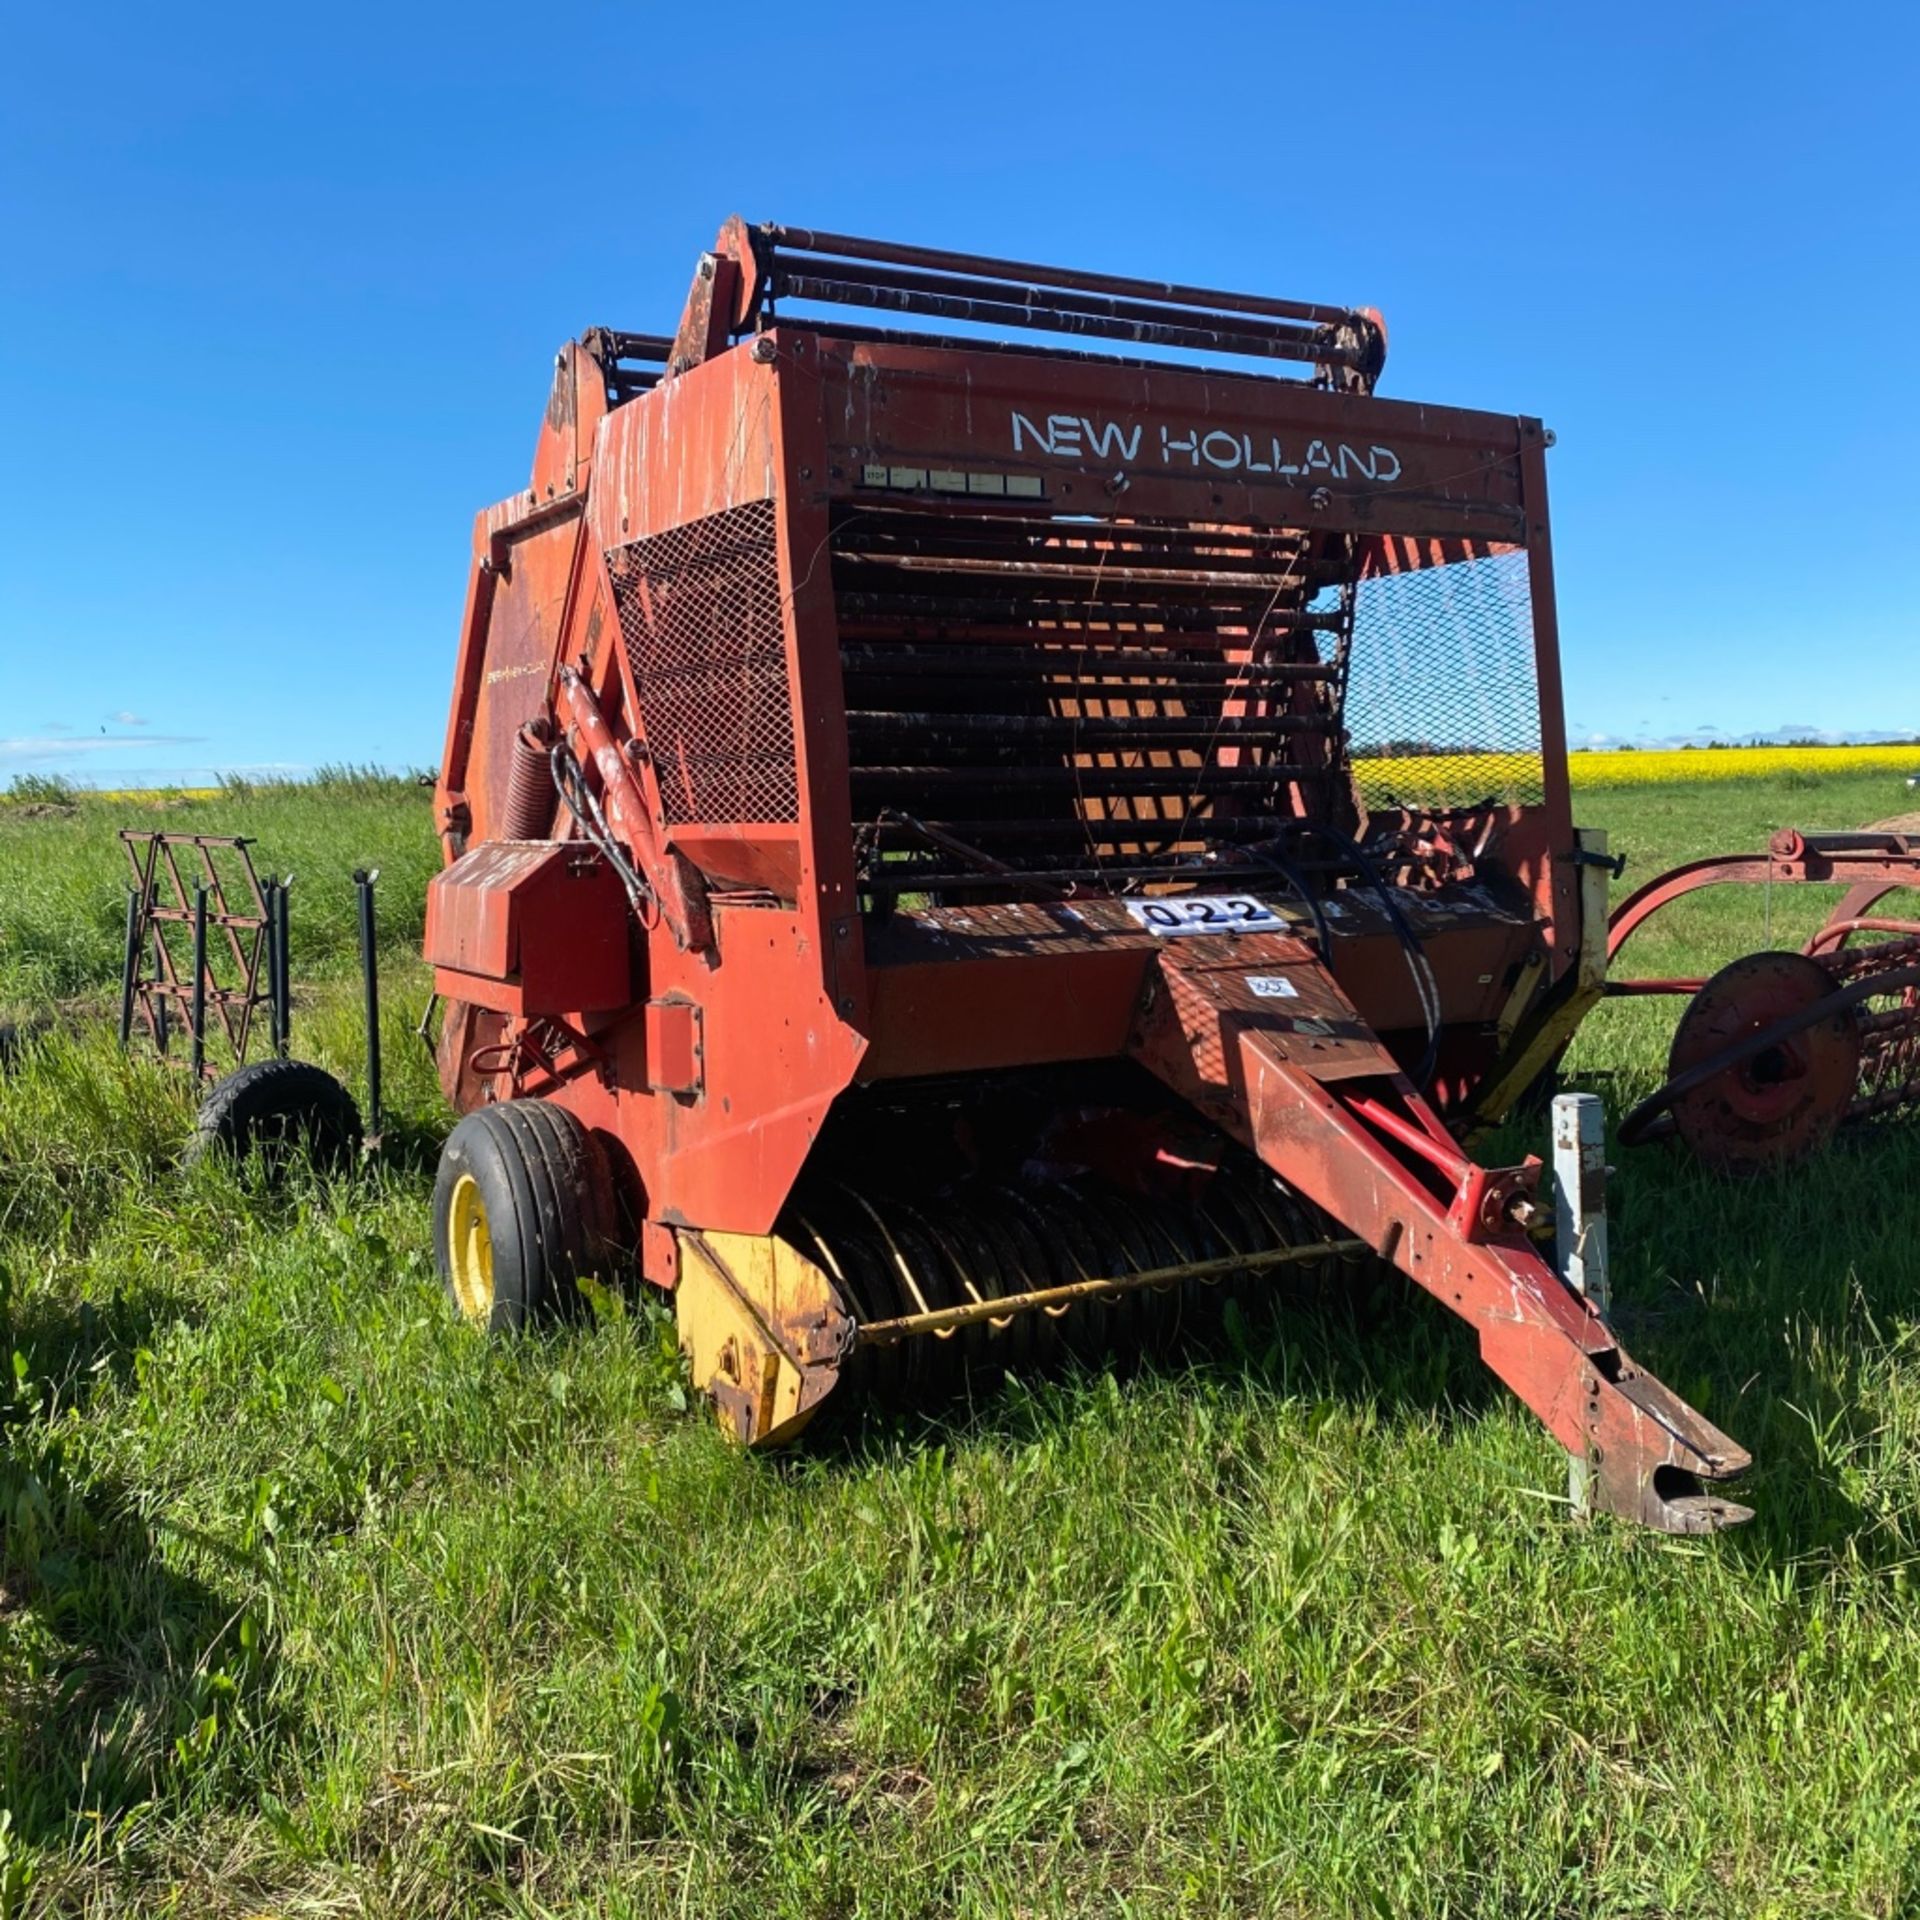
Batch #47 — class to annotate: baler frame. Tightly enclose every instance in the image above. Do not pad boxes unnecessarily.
[424,217,1753,1533]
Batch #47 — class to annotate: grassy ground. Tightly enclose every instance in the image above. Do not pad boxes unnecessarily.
[0,770,1917,1917]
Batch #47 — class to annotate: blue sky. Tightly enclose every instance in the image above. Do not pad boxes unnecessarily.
[3,1,1915,787]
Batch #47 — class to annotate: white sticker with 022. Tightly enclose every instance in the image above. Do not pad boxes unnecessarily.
[1124,894,1284,936]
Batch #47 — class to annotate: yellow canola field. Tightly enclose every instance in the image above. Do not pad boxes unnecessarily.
[1349,740,1917,806]
[1567,743,1920,787]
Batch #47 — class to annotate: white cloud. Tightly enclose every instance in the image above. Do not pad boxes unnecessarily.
[0,733,204,765]
[110,710,149,727]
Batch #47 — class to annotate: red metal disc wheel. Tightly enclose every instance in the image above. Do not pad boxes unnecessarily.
[1667,952,1861,1174]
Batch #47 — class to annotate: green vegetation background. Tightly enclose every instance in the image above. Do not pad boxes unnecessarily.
[0,767,1916,1917]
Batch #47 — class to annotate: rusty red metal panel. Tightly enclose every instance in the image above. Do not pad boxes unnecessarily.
[644,998,704,1094]
[425,841,631,1015]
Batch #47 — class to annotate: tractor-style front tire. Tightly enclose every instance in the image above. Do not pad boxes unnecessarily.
[433,1101,615,1334]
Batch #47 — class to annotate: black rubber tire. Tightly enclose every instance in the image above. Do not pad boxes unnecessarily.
[189,1058,362,1171]
[432,1100,615,1334]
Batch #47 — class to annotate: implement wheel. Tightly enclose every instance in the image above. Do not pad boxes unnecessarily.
[1667,952,1861,1173]
[190,1057,361,1172]
[433,1101,615,1333]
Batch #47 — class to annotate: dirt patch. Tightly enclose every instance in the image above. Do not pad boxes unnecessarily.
[1867,813,1920,834]
[8,802,79,820]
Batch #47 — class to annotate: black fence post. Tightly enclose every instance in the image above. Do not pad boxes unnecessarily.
[118,887,141,1049]
[354,868,382,1144]
[263,879,282,1056]
[275,879,292,1055]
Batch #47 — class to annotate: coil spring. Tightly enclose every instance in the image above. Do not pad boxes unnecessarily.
[501,718,559,840]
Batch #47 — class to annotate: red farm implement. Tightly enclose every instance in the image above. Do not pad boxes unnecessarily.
[421,218,1752,1532]
[1609,823,1920,1171]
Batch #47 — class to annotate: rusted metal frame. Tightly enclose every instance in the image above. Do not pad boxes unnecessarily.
[855,1236,1369,1345]
[436,487,581,850]
[843,550,1332,594]
[772,256,1338,350]
[1282,1086,1744,1520]
[1138,1001,1746,1524]
[435,495,585,845]
[808,334,1524,509]
[116,831,272,1065]
[836,592,1345,634]
[1514,432,1575,933]
[839,646,1335,681]
[865,817,1341,847]
[848,766,1309,793]
[122,833,192,1048]
[784,317,1330,385]
[1821,931,1920,972]
[846,710,1320,743]
[864,862,1282,898]
[1610,842,1920,968]
[669,251,743,371]
[195,838,261,1058]
[764,224,1364,328]
[1343,1091,1472,1185]
[585,328,674,366]
[122,832,167,1049]
[774,271,1342,369]
[1804,918,1920,956]
[769,343,871,1027]
[836,507,1321,556]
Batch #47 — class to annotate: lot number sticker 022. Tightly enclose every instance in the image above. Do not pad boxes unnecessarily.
[1125,894,1282,936]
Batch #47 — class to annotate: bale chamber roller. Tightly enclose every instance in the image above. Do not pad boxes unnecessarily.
[423,216,1752,1532]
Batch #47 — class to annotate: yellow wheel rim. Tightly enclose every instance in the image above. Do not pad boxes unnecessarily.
[448,1172,495,1323]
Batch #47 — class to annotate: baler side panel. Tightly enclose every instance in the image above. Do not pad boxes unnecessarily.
[435,502,584,854]
[541,345,867,1235]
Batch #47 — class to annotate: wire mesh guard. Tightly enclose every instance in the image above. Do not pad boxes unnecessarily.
[607,499,799,826]
[1339,547,1545,810]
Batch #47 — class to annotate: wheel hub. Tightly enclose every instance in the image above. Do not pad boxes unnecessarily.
[447,1171,496,1321]
[1668,951,1861,1173]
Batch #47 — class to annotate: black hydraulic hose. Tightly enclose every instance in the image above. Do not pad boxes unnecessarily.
[1220,846,1334,955]
[549,740,656,923]
[1270,821,1444,1087]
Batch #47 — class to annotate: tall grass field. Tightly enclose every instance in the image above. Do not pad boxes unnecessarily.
[1,766,1917,1917]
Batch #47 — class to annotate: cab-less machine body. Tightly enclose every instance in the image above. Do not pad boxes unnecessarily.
[425,219,1750,1531]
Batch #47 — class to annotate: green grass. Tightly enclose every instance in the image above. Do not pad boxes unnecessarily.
[1,771,1918,1916]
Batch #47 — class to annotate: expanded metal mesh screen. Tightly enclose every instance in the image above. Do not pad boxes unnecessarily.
[1340,546,1545,809]
[607,499,798,825]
